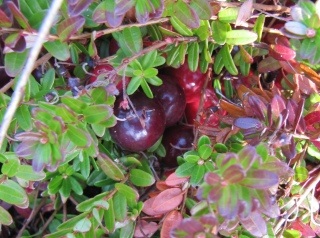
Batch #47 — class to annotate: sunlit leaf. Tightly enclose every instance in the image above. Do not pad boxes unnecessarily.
[0,206,13,226]
[190,0,212,20]
[226,30,257,45]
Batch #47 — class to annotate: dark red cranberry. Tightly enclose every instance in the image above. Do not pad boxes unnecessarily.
[184,88,219,125]
[161,125,194,168]
[152,75,186,127]
[161,61,208,103]
[109,91,166,152]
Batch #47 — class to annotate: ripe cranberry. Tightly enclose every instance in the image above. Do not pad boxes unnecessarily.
[152,75,186,127]
[185,88,219,125]
[161,125,194,168]
[109,91,166,152]
[109,38,119,56]
[161,61,208,103]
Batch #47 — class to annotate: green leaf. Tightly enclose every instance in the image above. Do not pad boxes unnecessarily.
[61,97,88,113]
[218,7,239,23]
[55,105,77,123]
[43,40,70,61]
[188,42,200,72]
[76,192,109,212]
[104,198,115,232]
[146,75,162,86]
[0,206,13,226]
[198,144,212,160]
[1,158,19,177]
[97,153,125,181]
[170,16,194,36]
[213,48,224,74]
[69,176,83,195]
[127,76,142,95]
[190,0,212,20]
[41,68,55,90]
[66,124,91,147]
[211,21,230,45]
[294,166,308,182]
[113,192,127,221]
[221,44,238,75]
[140,78,153,98]
[141,50,157,69]
[197,135,211,147]
[214,143,228,153]
[0,179,28,206]
[48,175,64,195]
[129,169,155,187]
[143,68,158,78]
[174,0,199,28]
[73,217,91,232]
[59,178,72,198]
[83,104,113,124]
[4,50,29,77]
[226,30,258,45]
[190,165,205,186]
[176,162,196,177]
[16,165,46,181]
[57,212,90,230]
[115,183,139,207]
[118,27,142,56]
[16,104,32,131]
[253,14,265,42]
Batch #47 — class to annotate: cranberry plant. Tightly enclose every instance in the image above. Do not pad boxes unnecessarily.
[0,0,320,237]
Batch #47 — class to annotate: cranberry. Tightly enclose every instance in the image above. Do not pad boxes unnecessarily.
[109,91,166,152]
[109,38,119,56]
[161,61,208,103]
[152,75,186,127]
[185,88,219,125]
[161,125,194,168]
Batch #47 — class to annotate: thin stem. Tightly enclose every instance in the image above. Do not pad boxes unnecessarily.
[274,171,320,234]
[0,0,64,148]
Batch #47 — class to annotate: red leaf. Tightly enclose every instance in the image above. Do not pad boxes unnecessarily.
[57,16,85,41]
[142,197,163,216]
[152,188,184,214]
[156,181,172,191]
[134,220,159,238]
[68,0,93,17]
[165,172,188,187]
[0,8,12,27]
[258,56,281,73]
[304,111,320,131]
[240,170,279,189]
[271,94,286,119]
[160,210,183,238]
[269,44,296,61]
[289,219,316,238]
[7,2,32,31]
[294,74,318,95]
